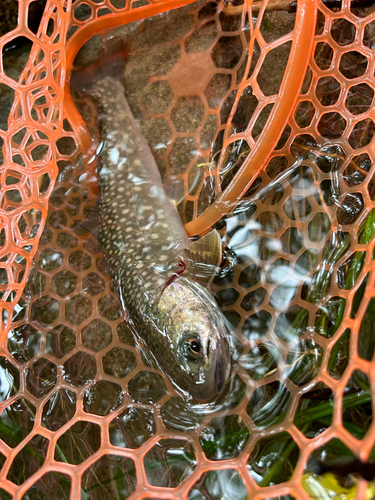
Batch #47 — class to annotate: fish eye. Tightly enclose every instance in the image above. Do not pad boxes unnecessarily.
[189,339,201,354]
[181,336,202,361]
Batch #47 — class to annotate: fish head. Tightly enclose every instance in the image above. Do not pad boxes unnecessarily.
[157,276,231,401]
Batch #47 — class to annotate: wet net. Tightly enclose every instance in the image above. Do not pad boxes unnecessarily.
[1,0,375,498]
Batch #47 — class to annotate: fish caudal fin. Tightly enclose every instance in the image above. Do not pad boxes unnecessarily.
[70,23,140,95]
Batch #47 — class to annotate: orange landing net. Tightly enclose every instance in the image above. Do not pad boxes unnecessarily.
[1,0,375,499]
[0,0,319,335]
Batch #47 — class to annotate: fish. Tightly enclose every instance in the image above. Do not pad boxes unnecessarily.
[85,76,231,401]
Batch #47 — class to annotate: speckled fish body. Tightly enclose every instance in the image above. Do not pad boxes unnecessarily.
[90,77,231,400]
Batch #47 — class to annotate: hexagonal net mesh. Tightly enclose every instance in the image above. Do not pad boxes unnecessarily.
[0,0,375,498]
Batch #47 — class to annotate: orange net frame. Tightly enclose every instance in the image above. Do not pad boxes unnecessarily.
[0,0,375,498]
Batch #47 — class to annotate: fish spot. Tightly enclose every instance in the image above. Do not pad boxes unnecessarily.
[159,255,168,262]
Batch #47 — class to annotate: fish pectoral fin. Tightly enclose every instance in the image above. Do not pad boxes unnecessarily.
[182,229,222,286]
[79,200,100,239]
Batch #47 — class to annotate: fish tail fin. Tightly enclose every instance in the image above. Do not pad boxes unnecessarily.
[69,27,137,95]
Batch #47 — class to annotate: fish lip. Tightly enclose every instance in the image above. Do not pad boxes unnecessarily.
[214,341,225,394]
[189,345,228,401]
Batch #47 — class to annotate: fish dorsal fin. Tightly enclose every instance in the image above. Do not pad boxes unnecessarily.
[181,229,222,286]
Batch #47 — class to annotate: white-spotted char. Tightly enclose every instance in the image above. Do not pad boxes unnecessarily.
[90,77,231,401]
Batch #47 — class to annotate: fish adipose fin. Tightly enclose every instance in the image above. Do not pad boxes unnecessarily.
[181,229,222,286]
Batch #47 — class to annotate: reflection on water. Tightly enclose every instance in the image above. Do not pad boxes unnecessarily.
[0,140,372,496]
[1,0,375,495]
[189,469,248,500]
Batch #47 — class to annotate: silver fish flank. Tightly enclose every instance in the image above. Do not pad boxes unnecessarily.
[89,77,231,401]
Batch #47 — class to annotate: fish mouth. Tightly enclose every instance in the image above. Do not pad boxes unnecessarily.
[214,340,230,395]
[215,341,223,394]
[190,346,228,402]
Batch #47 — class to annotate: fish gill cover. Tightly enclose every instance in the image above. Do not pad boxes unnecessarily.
[0,0,375,499]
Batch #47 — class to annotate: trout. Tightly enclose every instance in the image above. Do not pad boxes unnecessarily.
[87,77,231,400]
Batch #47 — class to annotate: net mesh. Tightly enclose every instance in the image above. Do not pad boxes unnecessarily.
[0,0,375,498]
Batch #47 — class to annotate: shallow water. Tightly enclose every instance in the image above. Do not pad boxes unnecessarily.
[1,0,375,498]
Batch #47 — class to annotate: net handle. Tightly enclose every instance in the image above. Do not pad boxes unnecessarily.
[184,0,318,236]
